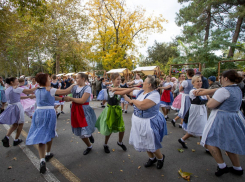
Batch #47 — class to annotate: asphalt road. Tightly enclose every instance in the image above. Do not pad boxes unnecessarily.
[1,101,245,182]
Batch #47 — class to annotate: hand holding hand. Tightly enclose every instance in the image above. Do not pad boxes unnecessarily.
[64,96,71,102]
[29,95,36,99]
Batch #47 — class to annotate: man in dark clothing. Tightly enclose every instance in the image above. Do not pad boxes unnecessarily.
[195,71,209,89]
[65,76,72,88]
[95,76,102,97]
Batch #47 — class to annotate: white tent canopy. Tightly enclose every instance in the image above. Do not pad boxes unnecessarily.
[107,68,131,76]
[132,66,158,75]
[56,73,65,77]
[65,72,75,76]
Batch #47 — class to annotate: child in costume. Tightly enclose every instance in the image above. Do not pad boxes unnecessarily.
[26,73,75,174]
[64,73,97,155]
[0,76,7,113]
[158,75,174,120]
[120,77,129,113]
[1,77,38,147]
[96,73,135,153]
[18,78,36,118]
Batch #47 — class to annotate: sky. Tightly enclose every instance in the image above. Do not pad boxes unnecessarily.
[126,0,184,56]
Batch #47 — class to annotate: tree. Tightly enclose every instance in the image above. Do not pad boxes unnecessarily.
[87,0,167,70]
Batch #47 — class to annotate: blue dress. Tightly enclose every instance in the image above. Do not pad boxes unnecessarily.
[97,83,108,101]
[201,85,245,155]
[71,85,97,137]
[129,90,168,152]
[26,88,57,145]
[178,79,193,119]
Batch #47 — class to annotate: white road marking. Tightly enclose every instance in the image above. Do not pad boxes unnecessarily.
[3,124,60,182]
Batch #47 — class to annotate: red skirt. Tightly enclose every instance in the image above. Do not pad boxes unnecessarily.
[71,102,89,128]
[161,90,171,102]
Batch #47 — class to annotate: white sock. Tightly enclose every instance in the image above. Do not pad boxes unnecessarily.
[88,145,92,149]
[104,144,108,147]
[157,157,163,161]
[6,136,9,139]
[40,158,46,163]
[118,141,123,145]
[217,163,226,169]
[181,138,185,142]
[46,152,50,156]
[150,157,155,160]
[206,149,209,151]
[173,119,176,122]
[179,124,182,126]
[165,115,168,118]
[14,139,19,142]
[233,166,242,170]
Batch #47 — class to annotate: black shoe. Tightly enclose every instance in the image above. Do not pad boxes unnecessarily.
[144,158,157,167]
[117,142,127,151]
[57,112,60,118]
[13,139,23,146]
[101,103,103,105]
[179,125,182,128]
[0,109,4,113]
[215,166,229,177]
[156,154,165,169]
[40,161,46,174]
[89,135,94,143]
[171,120,176,127]
[125,111,127,114]
[228,167,243,176]
[104,145,110,153]
[165,116,169,121]
[61,111,65,114]
[101,105,105,108]
[45,153,54,162]
[178,139,188,149]
[2,136,10,147]
[83,147,92,155]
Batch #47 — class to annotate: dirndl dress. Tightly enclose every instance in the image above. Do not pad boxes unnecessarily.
[160,89,174,109]
[182,89,207,135]
[20,86,36,117]
[26,88,57,145]
[171,91,183,111]
[201,86,245,155]
[129,90,167,152]
[70,85,96,138]
[0,86,24,125]
[97,89,108,101]
[96,89,125,136]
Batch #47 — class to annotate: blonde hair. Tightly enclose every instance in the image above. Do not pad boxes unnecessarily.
[191,76,201,84]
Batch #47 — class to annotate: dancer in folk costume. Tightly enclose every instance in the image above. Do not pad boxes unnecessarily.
[97,78,111,108]
[178,76,209,149]
[195,70,245,177]
[0,76,7,113]
[1,77,38,147]
[26,73,75,174]
[127,73,143,88]
[178,69,194,128]
[51,75,62,118]
[122,76,167,169]
[96,73,135,153]
[64,73,97,155]
[18,78,36,119]
[158,75,174,120]
[120,77,129,113]
[171,73,186,127]
[29,76,39,89]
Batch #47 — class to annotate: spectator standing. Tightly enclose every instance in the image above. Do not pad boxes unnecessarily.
[95,76,102,98]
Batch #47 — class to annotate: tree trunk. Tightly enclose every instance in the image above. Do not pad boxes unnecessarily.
[56,53,60,74]
[204,6,211,43]
[228,16,243,58]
